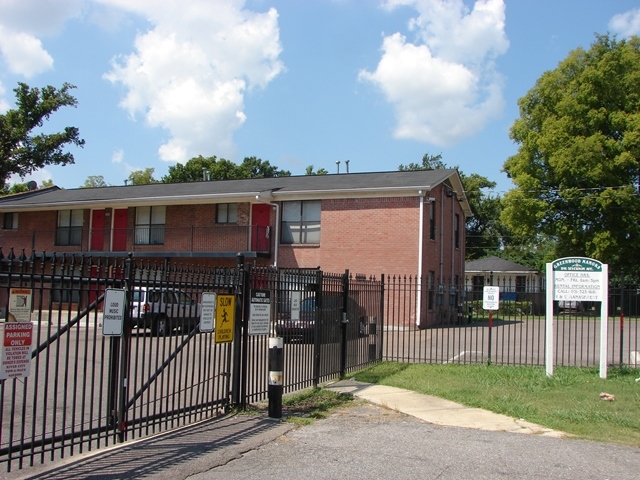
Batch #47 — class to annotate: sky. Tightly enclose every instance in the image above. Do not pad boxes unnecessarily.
[1,0,640,195]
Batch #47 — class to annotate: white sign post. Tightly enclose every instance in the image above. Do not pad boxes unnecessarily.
[546,257,608,378]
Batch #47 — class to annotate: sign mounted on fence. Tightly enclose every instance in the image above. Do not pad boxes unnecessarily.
[215,295,235,343]
[102,289,125,336]
[249,289,271,336]
[546,257,608,379]
[199,292,217,333]
[9,288,32,322]
[0,322,33,380]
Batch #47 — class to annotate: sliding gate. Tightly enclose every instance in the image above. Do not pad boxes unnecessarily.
[0,252,240,472]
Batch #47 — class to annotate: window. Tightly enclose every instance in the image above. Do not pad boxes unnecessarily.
[56,210,83,246]
[2,212,18,230]
[429,201,436,240]
[135,206,165,245]
[516,276,527,293]
[282,200,321,244]
[454,213,460,248]
[217,203,238,223]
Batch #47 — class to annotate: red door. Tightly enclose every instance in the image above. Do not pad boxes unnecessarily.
[112,208,128,251]
[251,204,271,252]
[90,210,105,251]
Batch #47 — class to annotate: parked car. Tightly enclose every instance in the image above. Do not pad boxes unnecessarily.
[557,300,583,313]
[130,287,201,336]
[275,293,367,344]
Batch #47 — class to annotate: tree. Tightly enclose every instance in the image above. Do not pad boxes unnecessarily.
[398,153,447,171]
[1,178,55,196]
[128,168,158,185]
[81,175,109,188]
[0,82,85,189]
[305,165,328,175]
[398,153,505,260]
[162,155,291,183]
[237,156,290,178]
[501,34,640,276]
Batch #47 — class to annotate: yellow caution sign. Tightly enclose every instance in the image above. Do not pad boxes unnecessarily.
[215,295,235,343]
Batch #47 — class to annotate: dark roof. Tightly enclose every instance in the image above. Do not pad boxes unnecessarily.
[0,169,472,215]
[465,256,538,274]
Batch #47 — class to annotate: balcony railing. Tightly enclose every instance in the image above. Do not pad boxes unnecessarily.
[0,225,271,256]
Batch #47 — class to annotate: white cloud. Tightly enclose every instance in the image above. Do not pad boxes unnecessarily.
[101,0,284,163]
[0,82,9,113]
[0,0,82,78]
[0,27,53,78]
[361,0,508,146]
[111,148,124,163]
[609,8,640,37]
[9,170,52,188]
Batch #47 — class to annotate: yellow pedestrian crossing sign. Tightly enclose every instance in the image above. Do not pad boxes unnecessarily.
[215,295,235,343]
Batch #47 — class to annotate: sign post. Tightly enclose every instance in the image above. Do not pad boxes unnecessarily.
[483,286,500,364]
[547,257,608,378]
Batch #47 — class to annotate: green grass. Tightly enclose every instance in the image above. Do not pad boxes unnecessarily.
[352,362,640,447]
[251,388,356,426]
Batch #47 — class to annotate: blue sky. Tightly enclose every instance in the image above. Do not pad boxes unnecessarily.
[1,0,639,194]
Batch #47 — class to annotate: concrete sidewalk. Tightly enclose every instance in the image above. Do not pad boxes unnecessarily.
[324,379,566,437]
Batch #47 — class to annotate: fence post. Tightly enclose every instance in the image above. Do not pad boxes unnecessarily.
[268,336,283,418]
[312,269,323,387]
[620,270,625,366]
[340,270,349,378]
[116,254,135,442]
[231,253,245,407]
[239,262,251,409]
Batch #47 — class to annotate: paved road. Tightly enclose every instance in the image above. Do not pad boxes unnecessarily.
[7,401,640,480]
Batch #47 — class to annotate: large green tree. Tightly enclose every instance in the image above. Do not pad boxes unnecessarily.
[0,82,84,189]
[398,153,505,260]
[81,175,109,188]
[128,168,158,185]
[502,34,640,275]
[162,155,290,182]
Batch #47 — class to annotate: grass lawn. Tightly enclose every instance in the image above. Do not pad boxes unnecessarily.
[352,362,640,447]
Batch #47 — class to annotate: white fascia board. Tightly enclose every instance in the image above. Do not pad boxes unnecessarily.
[0,192,261,212]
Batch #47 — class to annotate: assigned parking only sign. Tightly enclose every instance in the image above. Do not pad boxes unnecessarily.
[215,295,235,343]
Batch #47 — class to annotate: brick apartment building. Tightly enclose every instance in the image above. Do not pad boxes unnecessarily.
[0,170,471,325]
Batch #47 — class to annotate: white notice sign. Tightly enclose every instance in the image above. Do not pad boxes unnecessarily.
[0,322,33,379]
[483,286,500,311]
[9,288,32,322]
[103,289,125,336]
[200,292,217,333]
[552,258,603,302]
[249,290,271,335]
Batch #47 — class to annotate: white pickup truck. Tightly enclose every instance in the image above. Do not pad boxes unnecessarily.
[130,287,202,336]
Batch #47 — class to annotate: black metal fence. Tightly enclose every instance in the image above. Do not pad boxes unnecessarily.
[383,275,640,368]
[0,250,383,472]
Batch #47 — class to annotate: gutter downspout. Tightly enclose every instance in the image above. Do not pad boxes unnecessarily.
[255,193,280,267]
[417,190,424,327]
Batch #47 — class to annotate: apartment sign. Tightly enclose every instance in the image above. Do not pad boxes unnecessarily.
[552,257,604,302]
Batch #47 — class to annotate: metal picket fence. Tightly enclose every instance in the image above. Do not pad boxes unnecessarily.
[382,275,640,368]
